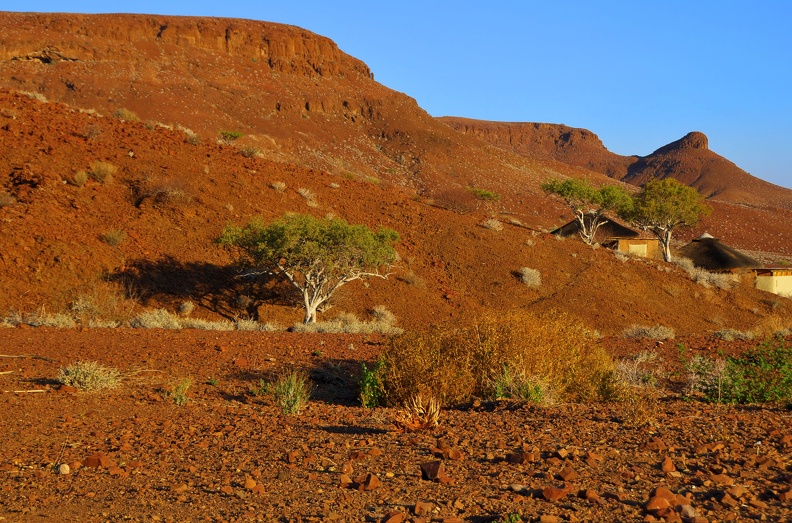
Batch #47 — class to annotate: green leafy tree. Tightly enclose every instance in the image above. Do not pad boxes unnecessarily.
[542,178,633,245]
[219,214,399,324]
[624,178,712,262]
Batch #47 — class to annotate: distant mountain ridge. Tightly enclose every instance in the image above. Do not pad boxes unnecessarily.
[440,118,792,210]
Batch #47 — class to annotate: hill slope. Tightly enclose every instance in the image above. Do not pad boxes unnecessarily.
[0,13,791,334]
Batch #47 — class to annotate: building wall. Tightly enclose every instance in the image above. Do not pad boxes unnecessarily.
[616,239,660,259]
[755,271,792,297]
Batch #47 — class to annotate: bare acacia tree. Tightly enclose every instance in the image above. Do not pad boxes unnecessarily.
[542,178,633,245]
[219,214,399,324]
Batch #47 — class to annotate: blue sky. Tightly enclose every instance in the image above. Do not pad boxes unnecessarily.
[6,1,792,188]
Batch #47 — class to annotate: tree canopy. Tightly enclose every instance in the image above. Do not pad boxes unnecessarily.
[218,213,399,324]
[542,178,633,245]
[625,178,712,261]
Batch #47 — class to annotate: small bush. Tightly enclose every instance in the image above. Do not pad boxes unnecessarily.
[270,181,287,192]
[672,258,738,289]
[359,359,386,408]
[90,161,117,183]
[270,370,313,414]
[4,310,77,328]
[240,146,260,158]
[57,361,121,391]
[169,378,192,406]
[218,130,244,143]
[234,318,280,331]
[130,309,182,329]
[518,267,541,287]
[383,310,613,406]
[614,351,661,388]
[481,218,503,231]
[101,229,126,246]
[467,187,501,201]
[714,329,755,342]
[113,108,140,122]
[70,170,89,187]
[179,301,195,316]
[622,325,675,340]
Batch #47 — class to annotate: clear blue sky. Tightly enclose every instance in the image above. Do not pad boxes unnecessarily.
[6,1,792,188]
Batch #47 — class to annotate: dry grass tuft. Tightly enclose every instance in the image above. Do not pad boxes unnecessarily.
[90,161,117,183]
[622,325,676,340]
[292,308,402,335]
[57,361,122,391]
[113,108,140,122]
[270,181,287,192]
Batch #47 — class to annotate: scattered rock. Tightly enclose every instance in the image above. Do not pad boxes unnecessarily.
[542,485,570,502]
[57,463,70,475]
[413,501,433,516]
[661,457,676,473]
[558,466,578,481]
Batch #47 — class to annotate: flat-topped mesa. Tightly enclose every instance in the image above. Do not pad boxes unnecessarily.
[652,131,709,155]
[0,12,371,78]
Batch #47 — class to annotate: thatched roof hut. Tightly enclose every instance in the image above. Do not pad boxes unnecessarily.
[677,234,761,271]
[552,215,652,244]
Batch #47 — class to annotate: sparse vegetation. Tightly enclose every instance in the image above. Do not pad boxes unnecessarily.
[218,130,244,143]
[70,170,89,187]
[291,310,402,335]
[113,108,140,122]
[466,187,501,201]
[383,310,613,406]
[169,378,192,406]
[622,324,676,340]
[2,309,77,328]
[270,181,287,192]
[270,369,313,414]
[178,301,195,316]
[518,267,541,287]
[672,258,739,289]
[614,351,662,388]
[240,146,260,158]
[100,229,126,246]
[714,329,755,342]
[57,361,121,391]
[90,161,117,183]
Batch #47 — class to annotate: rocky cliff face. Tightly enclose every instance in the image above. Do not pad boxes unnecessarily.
[0,13,371,78]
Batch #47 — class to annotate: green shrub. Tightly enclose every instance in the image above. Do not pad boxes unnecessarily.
[57,361,121,391]
[383,310,613,406]
[359,359,386,408]
[492,364,547,403]
[218,130,244,143]
[169,378,192,406]
[467,187,501,201]
[686,340,792,403]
